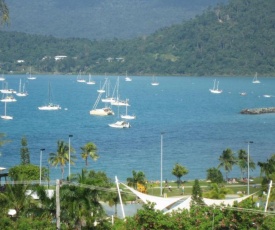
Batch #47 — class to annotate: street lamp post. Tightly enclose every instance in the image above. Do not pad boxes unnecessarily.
[68,134,73,180]
[39,148,45,185]
[160,132,164,196]
[247,141,253,195]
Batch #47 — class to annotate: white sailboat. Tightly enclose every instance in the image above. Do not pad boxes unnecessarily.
[16,79,28,97]
[77,71,86,83]
[109,104,130,128]
[86,74,96,85]
[120,99,136,120]
[252,72,260,84]
[38,82,61,110]
[101,79,116,103]
[27,67,36,80]
[90,92,114,116]
[97,79,106,93]
[209,79,222,94]
[90,79,114,116]
[151,76,159,86]
[1,102,13,120]
[0,74,5,81]
[1,95,17,102]
[0,82,16,94]
[125,71,132,82]
[110,77,130,106]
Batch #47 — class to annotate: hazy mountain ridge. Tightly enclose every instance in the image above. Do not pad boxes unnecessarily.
[1,0,274,76]
[4,0,228,39]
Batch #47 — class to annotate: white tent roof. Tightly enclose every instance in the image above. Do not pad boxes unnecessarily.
[166,194,254,213]
[121,183,185,211]
[202,194,252,206]
[0,167,7,171]
[165,196,192,213]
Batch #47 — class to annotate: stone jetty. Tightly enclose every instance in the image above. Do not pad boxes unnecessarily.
[240,107,275,115]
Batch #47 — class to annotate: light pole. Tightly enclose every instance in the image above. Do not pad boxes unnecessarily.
[247,141,253,195]
[39,148,45,185]
[68,134,73,180]
[160,132,164,196]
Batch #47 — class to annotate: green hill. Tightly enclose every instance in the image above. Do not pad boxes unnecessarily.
[0,0,274,76]
[3,0,227,40]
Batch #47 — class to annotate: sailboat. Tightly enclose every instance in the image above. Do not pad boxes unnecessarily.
[209,79,222,94]
[86,74,96,85]
[151,76,159,86]
[38,82,61,110]
[0,74,5,81]
[90,78,114,116]
[111,77,130,106]
[125,71,132,82]
[120,99,136,120]
[1,95,17,102]
[252,72,260,84]
[77,71,86,83]
[101,79,116,103]
[16,79,28,97]
[1,102,13,120]
[27,67,36,80]
[109,103,130,128]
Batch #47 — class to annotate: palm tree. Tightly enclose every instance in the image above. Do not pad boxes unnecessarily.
[80,142,98,166]
[48,140,75,179]
[237,149,256,179]
[0,182,34,216]
[127,170,146,190]
[218,148,236,181]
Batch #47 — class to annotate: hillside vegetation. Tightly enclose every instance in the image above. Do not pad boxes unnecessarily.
[4,0,227,40]
[0,0,274,76]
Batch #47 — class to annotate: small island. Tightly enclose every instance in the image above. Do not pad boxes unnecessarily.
[240,107,275,115]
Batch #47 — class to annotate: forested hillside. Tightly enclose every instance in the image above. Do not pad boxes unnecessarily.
[0,0,274,76]
[3,0,227,40]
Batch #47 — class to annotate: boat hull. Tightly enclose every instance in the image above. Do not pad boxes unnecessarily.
[90,108,114,116]
[38,104,61,110]
[109,120,130,128]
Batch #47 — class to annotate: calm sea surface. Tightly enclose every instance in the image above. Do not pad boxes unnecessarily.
[1,75,275,183]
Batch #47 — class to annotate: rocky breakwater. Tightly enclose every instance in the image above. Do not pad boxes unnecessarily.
[240,107,275,115]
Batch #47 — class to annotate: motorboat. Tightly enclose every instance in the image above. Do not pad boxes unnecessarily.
[108,120,130,128]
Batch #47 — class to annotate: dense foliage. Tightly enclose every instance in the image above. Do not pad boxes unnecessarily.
[0,0,274,76]
[3,0,227,40]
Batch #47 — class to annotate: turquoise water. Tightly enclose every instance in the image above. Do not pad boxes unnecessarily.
[1,75,275,182]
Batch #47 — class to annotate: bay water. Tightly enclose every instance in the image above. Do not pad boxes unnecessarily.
[1,75,275,183]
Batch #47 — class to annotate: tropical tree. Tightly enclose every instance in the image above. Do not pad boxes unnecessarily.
[171,163,188,188]
[127,170,146,190]
[8,164,44,181]
[218,148,236,181]
[48,140,75,179]
[0,182,34,215]
[204,183,233,199]
[80,142,98,166]
[191,179,204,206]
[105,190,127,217]
[258,154,275,197]
[0,0,9,25]
[20,136,30,164]
[237,149,256,179]
[61,169,112,229]
[206,167,223,184]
